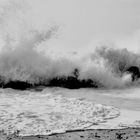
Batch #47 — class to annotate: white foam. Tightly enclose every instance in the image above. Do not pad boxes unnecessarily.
[0,89,119,136]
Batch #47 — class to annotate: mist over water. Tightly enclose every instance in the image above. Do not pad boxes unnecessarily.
[0,0,140,89]
[1,1,140,137]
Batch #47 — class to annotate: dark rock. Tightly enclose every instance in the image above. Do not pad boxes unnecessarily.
[125,66,140,81]
[3,81,32,90]
[48,77,98,89]
[0,68,101,90]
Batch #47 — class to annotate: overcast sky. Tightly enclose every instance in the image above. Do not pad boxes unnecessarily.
[2,0,140,52]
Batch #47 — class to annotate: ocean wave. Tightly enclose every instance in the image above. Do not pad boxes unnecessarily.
[0,0,140,90]
[0,24,139,89]
[0,43,139,89]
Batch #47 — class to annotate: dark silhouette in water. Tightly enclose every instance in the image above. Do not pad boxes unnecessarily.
[48,68,99,89]
[48,77,98,89]
[0,68,99,90]
[3,81,32,90]
[125,66,140,81]
[1,66,140,90]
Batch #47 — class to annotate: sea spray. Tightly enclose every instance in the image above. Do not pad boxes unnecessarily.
[0,0,139,89]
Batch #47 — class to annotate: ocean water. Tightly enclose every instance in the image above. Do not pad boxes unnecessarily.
[0,87,139,136]
[0,0,139,89]
[0,87,121,136]
[0,0,140,136]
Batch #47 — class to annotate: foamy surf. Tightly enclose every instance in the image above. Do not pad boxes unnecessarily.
[0,45,137,89]
[0,89,119,136]
[0,1,140,139]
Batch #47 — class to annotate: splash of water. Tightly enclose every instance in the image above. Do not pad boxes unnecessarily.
[0,0,139,89]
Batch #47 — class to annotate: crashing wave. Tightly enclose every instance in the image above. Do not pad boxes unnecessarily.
[0,0,140,89]
[0,46,140,90]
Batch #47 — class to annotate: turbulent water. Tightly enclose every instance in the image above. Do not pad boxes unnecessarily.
[0,0,140,136]
[0,0,140,89]
[0,88,120,136]
[0,21,138,89]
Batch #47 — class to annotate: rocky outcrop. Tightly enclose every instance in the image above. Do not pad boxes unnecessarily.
[125,66,140,81]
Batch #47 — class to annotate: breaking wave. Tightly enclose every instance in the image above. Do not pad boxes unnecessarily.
[0,36,140,89]
[0,0,140,89]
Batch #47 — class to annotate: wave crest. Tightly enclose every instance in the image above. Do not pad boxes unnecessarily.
[0,0,140,89]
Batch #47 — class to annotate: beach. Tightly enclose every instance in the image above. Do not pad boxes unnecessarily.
[0,128,140,140]
[0,87,140,140]
[1,0,140,140]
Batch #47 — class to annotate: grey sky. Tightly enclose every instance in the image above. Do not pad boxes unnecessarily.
[4,0,140,52]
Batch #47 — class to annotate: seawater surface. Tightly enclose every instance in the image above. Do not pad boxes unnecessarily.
[0,87,120,136]
[0,1,140,136]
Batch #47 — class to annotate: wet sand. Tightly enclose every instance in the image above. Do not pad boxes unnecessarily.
[1,128,140,140]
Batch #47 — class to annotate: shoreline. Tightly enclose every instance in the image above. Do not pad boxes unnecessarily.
[1,127,140,140]
[1,87,140,140]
